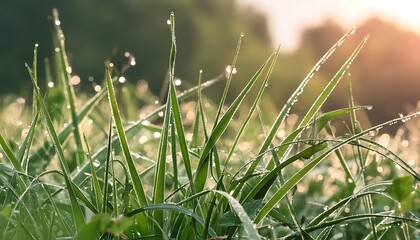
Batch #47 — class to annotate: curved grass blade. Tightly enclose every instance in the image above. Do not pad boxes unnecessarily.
[244,28,358,178]
[27,64,85,230]
[125,203,217,238]
[52,9,84,165]
[18,111,40,174]
[194,56,271,192]
[214,190,261,240]
[254,111,420,224]
[28,78,107,174]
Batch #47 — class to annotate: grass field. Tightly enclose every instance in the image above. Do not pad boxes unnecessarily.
[0,10,419,240]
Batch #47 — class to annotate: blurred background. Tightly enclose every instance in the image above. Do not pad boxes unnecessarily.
[1,0,419,131]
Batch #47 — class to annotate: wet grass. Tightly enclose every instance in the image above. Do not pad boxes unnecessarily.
[0,9,419,240]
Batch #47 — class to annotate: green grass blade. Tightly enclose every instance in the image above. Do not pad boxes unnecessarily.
[83,134,103,211]
[105,69,150,234]
[194,56,270,192]
[254,111,420,224]
[153,63,172,232]
[214,190,261,240]
[125,203,217,238]
[27,64,85,231]
[102,120,113,213]
[244,27,358,177]
[167,13,195,193]
[266,35,368,171]
[105,69,148,207]
[28,79,107,174]
[52,9,84,165]
[0,133,23,173]
[72,75,222,185]
[17,111,40,173]
[224,47,280,167]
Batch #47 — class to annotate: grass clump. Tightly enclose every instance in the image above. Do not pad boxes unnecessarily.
[0,9,419,240]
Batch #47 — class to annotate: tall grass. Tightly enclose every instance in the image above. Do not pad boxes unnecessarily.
[0,9,419,240]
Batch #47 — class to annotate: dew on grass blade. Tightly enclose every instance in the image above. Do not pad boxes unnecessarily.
[174,78,182,86]
[94,85,101,92]
[118,76,126,83]
[166,19,171,25]
[48,82,54,88]
[93,159,100,167]
[153,132,161,138]
[54,20,61,26]
[54,48,60,52]
[70,75,81,85]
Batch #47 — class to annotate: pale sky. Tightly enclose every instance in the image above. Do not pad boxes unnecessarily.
[238,0,420,52]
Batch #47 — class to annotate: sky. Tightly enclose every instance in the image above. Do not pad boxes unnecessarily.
[238,0,420,52]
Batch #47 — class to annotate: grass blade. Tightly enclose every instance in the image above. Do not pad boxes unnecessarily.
[84,134,103,211]
[243,27,357,178]
[105,69,150,234]
[254,111,420,224]
[194,55,271,192]
[167,13,195,193]
[52,9,84,165]
[214,190,261,240]
[102,120,113,213]
[125,203,217,238]
[27,64,85,231]
[72,75,222,185]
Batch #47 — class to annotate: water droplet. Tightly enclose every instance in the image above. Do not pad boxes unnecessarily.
[399,113,404,118]
[93,159,100,167]
[54,47,60,52]
[124,52,131,58]
[108,62,114,68]
[264,83,269,87]
[118,76,126,83]
[70,75,81,85]
[66,66,72,74]
[35,43,39,48]
[130,60,136,66]
[170,12,174,16]
[166,19,171,25]
[366,106,372,110]
[174,78,182,86]
[199,69,203,74]
[153,132,161,138]
[94,85,101,92]
[240,32,245,37]
[55,20,61,26]
[158,111,164,117]
[48,82,55,88]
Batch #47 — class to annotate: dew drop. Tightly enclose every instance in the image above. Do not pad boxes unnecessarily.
[153,132,161,138]
[93,159,100,167]
[199,69,203,74]
[94,85,101,92]
[70,75,81,85]
[55,20,61,26]
[174,78,182,86]
[166,19,171,25]
[35,43,39,48]
[130,60,136,66]
[366,106,372,110]
[118,76,126,83]
[124,52,131,58]
[240,32,245,37]
[48,82,55,88]
[158,111,164,117]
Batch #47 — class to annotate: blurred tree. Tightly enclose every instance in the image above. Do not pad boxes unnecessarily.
[0,0,273,100]
[275,18,420,129]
